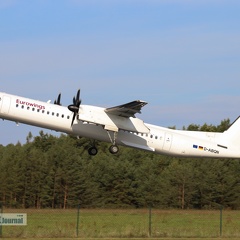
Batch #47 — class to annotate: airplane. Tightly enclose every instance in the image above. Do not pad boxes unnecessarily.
[0,89,239,158]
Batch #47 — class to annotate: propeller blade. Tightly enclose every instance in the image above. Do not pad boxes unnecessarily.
[76,89,80,101]
[54,93,61,105]
[68,89,82,126]
[75,89,81,107]
[57,93,61,105]
[71,112,76,126]
[68,104,79,112]
[76,99,81,107]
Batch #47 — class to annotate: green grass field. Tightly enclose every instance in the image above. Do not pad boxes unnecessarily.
[1,239,240,240]
[1,209,240,238]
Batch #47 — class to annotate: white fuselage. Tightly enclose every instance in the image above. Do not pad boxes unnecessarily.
[0,92,239,158]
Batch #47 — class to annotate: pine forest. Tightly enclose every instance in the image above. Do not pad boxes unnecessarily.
[0,118,240,210]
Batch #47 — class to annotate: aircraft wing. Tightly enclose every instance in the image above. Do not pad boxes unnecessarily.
[105,100,147,118]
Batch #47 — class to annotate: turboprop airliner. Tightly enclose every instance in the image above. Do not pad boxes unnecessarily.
[0,89,239,158]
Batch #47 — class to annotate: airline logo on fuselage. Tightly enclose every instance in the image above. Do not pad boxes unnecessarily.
[16,99,45,110]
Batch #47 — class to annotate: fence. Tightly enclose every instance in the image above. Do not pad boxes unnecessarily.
[0,206,240,238]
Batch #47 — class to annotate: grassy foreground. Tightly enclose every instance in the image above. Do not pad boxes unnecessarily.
[1,239,240,240]
[1,209,240,238]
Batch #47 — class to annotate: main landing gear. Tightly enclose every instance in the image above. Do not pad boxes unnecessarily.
[107,130,119,154]
[87,144,119,156]
[87,130,119,156]
[109,144,119,154]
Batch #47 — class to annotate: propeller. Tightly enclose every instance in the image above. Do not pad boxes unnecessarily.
[68,89,81,126]
[54,93,62,105]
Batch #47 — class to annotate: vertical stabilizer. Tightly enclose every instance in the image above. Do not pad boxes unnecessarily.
[221,116,240,146]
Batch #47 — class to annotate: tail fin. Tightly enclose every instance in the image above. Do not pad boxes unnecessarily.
[221,116,240,145]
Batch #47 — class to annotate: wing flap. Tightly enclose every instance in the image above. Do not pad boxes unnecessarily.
[105,100,147,118]
[121,140,155,152]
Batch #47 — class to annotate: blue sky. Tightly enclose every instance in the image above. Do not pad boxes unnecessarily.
[0,0,240,145]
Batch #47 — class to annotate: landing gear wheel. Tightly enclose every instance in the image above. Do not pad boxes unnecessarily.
[109,145,119,154]
[88,146,98,156]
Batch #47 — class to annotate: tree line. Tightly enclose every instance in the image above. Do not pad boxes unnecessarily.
[0,118,240,209]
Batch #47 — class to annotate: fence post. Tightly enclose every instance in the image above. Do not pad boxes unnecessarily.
[220,206,223,237]
[148,206,152,237]
[76,204,80,237]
